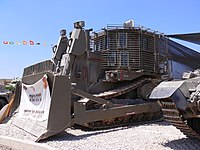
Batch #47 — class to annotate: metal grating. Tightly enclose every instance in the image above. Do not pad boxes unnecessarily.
[91,25,168,74]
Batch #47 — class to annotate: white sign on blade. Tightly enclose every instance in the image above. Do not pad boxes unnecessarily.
[18,74,51,121]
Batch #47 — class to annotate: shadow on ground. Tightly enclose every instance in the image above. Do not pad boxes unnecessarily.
[41,120,172,143]
[41,125,134,143]
[164,138,200,150]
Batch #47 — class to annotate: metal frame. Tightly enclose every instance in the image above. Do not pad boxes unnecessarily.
[91,24,169,76]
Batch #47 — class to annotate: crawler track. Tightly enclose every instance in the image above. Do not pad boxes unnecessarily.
[160,98,200,140]
[95,78,149,99]
[80,78,163,130]
[84,109,162,130]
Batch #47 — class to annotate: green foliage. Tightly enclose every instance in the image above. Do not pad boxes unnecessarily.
[5,85,15,92]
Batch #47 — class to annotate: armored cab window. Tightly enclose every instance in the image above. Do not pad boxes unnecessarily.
[120,51,129,67]
[94,40,99,51]
[94,38,106,51]
[99,39,104,51]
[106,36,110,49]
[118,33,127,48]
[143,37,149,51]
[107,51,116,66]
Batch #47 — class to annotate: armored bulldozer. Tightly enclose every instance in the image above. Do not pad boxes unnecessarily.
[150,70,200,140]
[9,21,173,141]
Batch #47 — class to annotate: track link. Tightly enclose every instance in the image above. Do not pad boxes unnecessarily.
[95,78,149,99]
[84,110,162,130]
[160,99,200,140]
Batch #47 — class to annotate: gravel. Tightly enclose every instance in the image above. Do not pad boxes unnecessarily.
[0,145,12,150]
[1,120,200,150]
[0,145,19,150]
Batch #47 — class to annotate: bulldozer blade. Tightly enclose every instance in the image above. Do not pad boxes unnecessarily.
[149,79,199,110]
[149,80,186,99]
[11,72,71,142]
[11,82,22,115]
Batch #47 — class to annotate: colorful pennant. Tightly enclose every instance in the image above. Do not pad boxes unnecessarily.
[3,41,8,44]
[30,40,34,45]
[23,41,27,45]
[2,40,47,46]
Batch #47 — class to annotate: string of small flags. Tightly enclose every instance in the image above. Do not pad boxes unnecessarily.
[2,40,47,46]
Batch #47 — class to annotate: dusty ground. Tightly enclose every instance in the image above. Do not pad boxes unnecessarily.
[43,121,200,150]
[0,145,17,150]
[1,121,200,150]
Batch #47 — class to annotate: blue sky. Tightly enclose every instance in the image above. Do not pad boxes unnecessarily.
[0,0,199,78]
